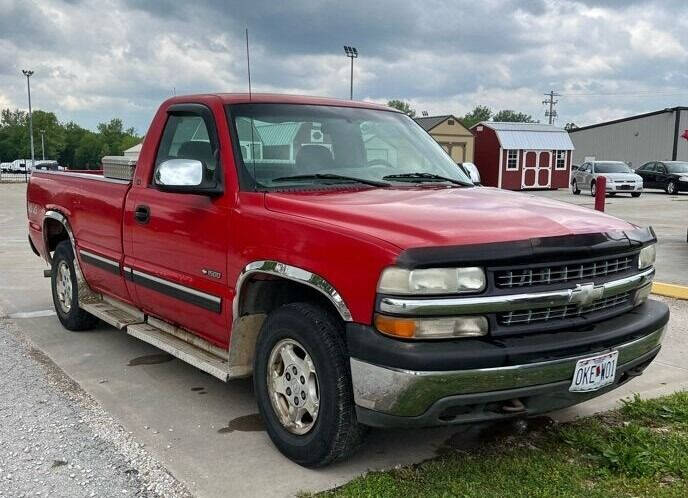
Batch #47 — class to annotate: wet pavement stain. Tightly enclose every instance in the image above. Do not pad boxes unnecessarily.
[217,413,265,434]
[190,387,205,391]
[127,353,174,366]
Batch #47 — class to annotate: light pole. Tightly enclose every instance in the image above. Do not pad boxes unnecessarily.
[40,130,46,160]
[343,46,358,100]
[22,69,36,173]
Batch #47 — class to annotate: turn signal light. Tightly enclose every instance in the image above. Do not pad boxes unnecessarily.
[374,314,488,340]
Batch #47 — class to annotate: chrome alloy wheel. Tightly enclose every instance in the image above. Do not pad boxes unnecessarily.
[55,260,73,313]
[267,338,320,435]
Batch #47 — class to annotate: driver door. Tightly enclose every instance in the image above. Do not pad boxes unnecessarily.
[124,103,231,347]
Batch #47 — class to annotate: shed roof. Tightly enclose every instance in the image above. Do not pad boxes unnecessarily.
[474,122,574,150]
[414,115,452,131]
[255,122,301,145]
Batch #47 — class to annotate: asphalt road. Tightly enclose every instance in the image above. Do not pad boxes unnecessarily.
[1,183,687,497]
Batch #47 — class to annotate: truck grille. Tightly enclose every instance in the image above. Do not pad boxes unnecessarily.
[498,292,631,326]
[495,255,634,289]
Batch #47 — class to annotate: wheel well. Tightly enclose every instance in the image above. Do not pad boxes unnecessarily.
[44,218,69,254]
[227,275,346,378]
[238,275,340,321]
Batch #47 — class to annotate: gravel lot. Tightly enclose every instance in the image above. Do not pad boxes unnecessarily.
[0,318,190,498]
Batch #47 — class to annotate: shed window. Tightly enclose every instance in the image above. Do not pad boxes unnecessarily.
[506,150,519,170]
[447,119,455,125]
[555,150,567,170]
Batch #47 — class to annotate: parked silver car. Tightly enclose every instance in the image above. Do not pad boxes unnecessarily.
[571,161,643,197]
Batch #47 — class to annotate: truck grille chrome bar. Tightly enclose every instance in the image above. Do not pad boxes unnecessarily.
[498,292,631,326]
[495,255,634,288]
[378,268,654,316]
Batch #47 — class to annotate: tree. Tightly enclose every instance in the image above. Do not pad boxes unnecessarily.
[492,110,535,123]
[462,105,492,128]
[564,122,578,132]
[387,100,416,117]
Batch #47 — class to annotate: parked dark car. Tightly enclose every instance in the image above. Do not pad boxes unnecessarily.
[635,161,688,194]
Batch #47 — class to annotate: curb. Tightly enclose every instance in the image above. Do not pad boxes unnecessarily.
[652,282,688,300]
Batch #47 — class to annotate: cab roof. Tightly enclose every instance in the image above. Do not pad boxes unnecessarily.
[163,93,398,112]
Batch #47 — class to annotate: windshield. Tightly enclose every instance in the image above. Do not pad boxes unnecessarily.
[594,162,632,174]
[666,162,688,173]
[229,104,472,189]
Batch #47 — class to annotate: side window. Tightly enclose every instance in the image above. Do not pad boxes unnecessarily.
[154,113,217,183]
[506,150,519,170]
[656,163,667,174]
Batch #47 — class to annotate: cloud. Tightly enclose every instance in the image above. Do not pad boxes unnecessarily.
[1,0,688,133]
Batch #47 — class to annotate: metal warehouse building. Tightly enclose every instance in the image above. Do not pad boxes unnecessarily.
[569,107,688,168]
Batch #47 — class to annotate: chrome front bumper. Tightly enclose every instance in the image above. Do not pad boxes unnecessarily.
[351,324,666,419]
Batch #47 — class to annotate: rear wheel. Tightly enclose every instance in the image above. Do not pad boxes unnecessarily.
[254,303,366,467]
[666,181,678,195]
[51,241,98,331]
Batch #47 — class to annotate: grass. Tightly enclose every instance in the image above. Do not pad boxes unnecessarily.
[316,392,688,498]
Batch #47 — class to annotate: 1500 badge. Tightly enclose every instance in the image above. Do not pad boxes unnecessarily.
[201,268,222,279]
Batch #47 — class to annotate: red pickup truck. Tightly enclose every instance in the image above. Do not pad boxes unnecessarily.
[27,94,668,467]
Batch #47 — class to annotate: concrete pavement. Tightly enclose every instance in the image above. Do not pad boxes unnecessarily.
[1,182,687,497]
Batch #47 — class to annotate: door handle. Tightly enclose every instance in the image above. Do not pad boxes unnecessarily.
[134,204,150,224]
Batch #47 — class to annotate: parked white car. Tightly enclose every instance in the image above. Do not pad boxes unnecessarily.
[571,161,643,197]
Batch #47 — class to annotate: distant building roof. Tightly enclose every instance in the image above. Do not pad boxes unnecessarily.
[568,106,688,133]
[474,121,574,150]
[255,122,301,146]
[414,115,471,133]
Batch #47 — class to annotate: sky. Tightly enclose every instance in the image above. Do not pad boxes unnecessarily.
[2,0,688,134]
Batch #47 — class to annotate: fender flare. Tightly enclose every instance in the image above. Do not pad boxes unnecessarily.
[232,260,353,323]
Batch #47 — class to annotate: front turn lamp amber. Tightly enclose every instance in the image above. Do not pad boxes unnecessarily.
[374,314,488,339]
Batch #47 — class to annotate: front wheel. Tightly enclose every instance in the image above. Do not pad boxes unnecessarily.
[253,303,366,467]
[666,181,677,195]
[632,192,642,198]
[590,181,597,197]
[571,180,580,195]
[51,241,99,331]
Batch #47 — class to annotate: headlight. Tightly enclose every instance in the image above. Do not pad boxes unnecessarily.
[374,314,488,339]
[638,244,656,270]
[377,267,486,295]
[679,176,688,182]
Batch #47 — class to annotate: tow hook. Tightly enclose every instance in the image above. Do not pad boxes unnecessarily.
[502,398,526,413]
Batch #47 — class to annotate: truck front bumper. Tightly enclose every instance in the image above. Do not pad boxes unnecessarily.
[348,299,669,428]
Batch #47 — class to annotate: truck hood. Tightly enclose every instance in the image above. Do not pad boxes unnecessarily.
[264,186,636,250]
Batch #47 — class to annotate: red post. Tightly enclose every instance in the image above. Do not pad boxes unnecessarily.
[594,176,606,212]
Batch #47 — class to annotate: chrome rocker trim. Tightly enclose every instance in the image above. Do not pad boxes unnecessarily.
[378,267,655,316]
[350,324,666,417]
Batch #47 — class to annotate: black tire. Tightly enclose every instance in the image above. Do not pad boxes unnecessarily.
[666,181,677,195]
[51,241,99,331]
[631,192,641,198]
[571,180,580,195]
[253,303,366,467]
[590,181,597,197]
[608,192,616,197]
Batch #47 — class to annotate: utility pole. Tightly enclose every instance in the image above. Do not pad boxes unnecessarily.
[343,46,358,99]
[40,130,46,160]
[543,90,560,125]
[22,69,36,174]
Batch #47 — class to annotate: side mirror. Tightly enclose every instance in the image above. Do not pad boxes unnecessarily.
[155,158,203,187]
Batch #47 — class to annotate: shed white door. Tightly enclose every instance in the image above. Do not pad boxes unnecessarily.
[521,151,552,189]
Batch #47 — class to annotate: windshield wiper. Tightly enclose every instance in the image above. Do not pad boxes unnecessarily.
[271,173,390,187]
[382,172,472,186]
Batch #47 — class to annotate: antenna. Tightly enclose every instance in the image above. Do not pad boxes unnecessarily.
[245,28,252,100]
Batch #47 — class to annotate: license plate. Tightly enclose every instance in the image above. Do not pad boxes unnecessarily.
[618,185,632,190]
[569,351,618,392]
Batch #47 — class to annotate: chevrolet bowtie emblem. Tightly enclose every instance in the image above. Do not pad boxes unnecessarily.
[569,283,604,307]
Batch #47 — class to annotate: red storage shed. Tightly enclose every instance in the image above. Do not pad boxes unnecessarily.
[471,122,575,190]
